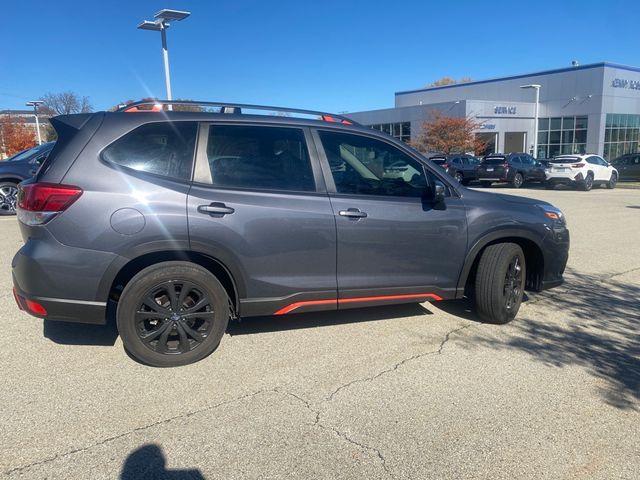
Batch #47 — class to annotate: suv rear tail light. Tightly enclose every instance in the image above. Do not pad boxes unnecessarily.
[571,163,585,168]
[17,183,83,225]
[441,163,449,169]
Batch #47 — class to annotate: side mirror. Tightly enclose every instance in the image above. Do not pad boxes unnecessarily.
[426,181,446,206]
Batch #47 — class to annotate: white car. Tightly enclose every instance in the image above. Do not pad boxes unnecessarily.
[545,154,618,191]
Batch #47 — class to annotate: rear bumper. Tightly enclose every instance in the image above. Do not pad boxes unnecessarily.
[11,230,116,324]
[12,280,107,324]
[545,171,583,184]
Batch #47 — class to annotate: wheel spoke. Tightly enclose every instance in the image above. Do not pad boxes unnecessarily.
[143,296,171,315]
[184,297,209,313]
[167,282,179,311]
[180,321,206,343]
[139,321,171,344]
[157,322,173,352]
[135,310,166,322]
[177,282,195,310]
[175,322,191,353]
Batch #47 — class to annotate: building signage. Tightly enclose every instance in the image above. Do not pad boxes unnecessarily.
[494,105,517,114]
[479,124,496,130]
[611,78,640,90]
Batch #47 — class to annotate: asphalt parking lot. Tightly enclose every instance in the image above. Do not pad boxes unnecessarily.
[1,186,638,480]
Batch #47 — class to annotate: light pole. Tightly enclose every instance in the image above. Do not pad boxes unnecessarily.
[520,84,541,158]
[26,101,44,145]
[137,9,191,109]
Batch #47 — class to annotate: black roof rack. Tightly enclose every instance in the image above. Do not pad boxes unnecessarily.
[117,100,359,125]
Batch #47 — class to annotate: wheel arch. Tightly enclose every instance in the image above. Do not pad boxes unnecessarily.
[0,176,24,185]
[457,230,545,297]
[104,250,242,317]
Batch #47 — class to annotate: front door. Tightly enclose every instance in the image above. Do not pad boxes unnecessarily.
[313,129,468,306]
[187,123,337,316]
[504,132,526,153]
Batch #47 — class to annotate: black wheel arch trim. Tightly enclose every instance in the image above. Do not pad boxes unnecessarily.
[455,228,544,297]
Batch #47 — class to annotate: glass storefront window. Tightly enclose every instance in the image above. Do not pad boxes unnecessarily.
[537,115,590,159]
[603,114,640,160]
[367,122,411,143]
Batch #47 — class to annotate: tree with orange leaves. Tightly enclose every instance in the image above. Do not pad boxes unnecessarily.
[0,115,36,157]
[411,111,486,155]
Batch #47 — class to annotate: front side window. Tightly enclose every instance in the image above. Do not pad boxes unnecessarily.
[319,130,427,197]
[102,122,197,180]
[205,125,315,192]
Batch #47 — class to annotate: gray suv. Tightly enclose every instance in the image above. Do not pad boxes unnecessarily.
[12,101,569,366]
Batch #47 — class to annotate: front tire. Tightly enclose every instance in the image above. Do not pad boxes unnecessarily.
[607,172,617,189]
[0,182,19,216]
[474,243,526,324]
[117,261,230,367]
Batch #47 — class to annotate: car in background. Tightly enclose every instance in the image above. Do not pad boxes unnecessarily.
[0,142,55,214]
[477,153,546,188]
[610,153,640,181]
[545,154,618,191]
[429,154,480,185]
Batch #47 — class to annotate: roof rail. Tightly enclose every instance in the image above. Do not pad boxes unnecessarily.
[117,100,359,125]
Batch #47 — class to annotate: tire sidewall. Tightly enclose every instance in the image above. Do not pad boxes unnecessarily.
[117,262,230,367]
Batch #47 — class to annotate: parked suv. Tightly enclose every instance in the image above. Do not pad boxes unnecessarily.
[0,142,54,214]
[477,153,546,188]
[12,102,569,366]
[610,153,640,181]
[429,154,480,185]
[545,154,618,191]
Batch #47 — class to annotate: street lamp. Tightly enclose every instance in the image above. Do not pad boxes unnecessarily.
[137,9,191,109]
[25,101,44,145]
[520,84,541,158]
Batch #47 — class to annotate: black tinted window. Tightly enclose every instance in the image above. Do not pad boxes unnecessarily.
[103,122,197,180]
[319,131,427,197]
[483,157,506,165]
[205,125,314,192]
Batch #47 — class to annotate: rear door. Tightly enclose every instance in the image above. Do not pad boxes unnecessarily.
[313,129,468,305]
[588,155,609,181]
[187,123,337,316]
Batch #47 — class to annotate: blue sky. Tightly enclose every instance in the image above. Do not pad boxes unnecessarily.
[1,0,638,113]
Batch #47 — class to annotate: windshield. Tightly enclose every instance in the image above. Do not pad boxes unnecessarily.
[483,157,506,165]
[5,142,53,162]
[550,156,581,164]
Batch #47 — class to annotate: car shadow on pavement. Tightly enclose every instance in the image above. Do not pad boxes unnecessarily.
[121,444,205,479]
[460,269,640,410]
[228,303,433,336]
[43,319,119,346]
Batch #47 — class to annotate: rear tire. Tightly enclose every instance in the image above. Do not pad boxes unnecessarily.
[454,172,464,183]
[474,243,525,324]
[607,172,617,189]
[117,261,230,367]
[512,173,524,189]
[579,173,593,191]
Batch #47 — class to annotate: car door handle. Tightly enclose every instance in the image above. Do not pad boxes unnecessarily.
[198,203,235,216]
[339,208,367,219]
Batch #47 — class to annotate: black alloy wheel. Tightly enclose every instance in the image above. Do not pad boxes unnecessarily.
[503,255,523,312]
[454,172,463,183]
[135,281,215,355]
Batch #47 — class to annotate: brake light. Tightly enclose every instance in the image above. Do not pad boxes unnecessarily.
[571,163,585,168]
[502,163,510,168]
[25,299,48,316]
[17,183,83,225]
[441,163,449,169]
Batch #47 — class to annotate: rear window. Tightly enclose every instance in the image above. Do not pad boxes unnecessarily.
[483,157,506,165]
[550,156,581,164]
[430,158,446,165]
[102,122,197,180]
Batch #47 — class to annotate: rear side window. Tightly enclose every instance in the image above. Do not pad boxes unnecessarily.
[102,122,197,180]
[205,125,315,192]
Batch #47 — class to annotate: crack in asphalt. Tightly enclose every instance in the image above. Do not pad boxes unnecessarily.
[4,389,268,476]
[5,323,474,477]
[327,324,473,403]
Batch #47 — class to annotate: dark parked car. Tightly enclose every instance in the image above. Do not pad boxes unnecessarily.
[0,142,54,214]
[611,153,640,181]
[429,154,480,185]
[12,101,569,366]
[477,153,546,188]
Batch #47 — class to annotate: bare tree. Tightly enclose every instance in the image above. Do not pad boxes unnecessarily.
[427,76,472,87]
[39,91,93,116]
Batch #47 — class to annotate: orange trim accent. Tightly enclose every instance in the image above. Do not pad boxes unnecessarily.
[273,293,442,315]
[274,299,337,315]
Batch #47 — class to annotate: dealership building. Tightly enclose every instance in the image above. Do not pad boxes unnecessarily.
[348,62,640,160]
